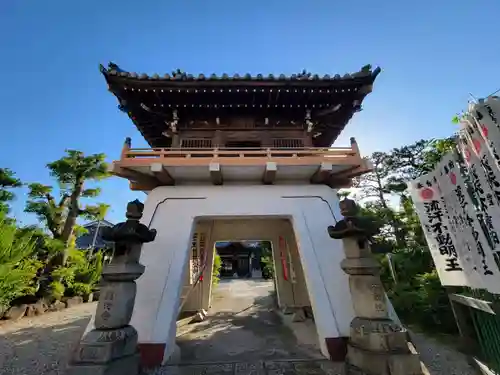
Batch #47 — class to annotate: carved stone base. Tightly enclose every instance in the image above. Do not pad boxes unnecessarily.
[67,352,140,375]
[350,317,409,352]
[68,326,140,375]
[346,343,422,375]
[71,325,138,363]
[95,282,137,329]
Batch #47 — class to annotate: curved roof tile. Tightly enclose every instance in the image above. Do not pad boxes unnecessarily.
[100,63,380,83]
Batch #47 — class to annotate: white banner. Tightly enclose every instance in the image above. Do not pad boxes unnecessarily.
[461,114,500,206]
[435,153,500,292]
[471,98,500,170]
[408,172,470,286]
[459,124,500,273]
[407,95,500,292]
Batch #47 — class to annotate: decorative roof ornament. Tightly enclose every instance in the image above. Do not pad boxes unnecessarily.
[305,109,314,133]
[117,99,128,113]
[297,69,312,79]
[170,109,179,133]
[351,64,372,78]
[171,69,186,80]
[107,62,124,73]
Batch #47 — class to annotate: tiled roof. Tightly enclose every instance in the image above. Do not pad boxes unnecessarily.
[100,63,381,83]
[76,220,115,249]
[83,219,114,228]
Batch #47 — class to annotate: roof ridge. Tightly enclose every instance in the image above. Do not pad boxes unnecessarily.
[100,63,381,82]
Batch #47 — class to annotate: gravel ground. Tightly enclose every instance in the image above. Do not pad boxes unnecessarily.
[0,300,480,375]
[0,302,96,375]
[410,331,478,375]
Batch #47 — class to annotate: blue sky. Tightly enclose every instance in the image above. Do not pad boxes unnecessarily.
[1,0,499,225]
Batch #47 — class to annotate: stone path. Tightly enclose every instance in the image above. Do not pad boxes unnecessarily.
[152,278,342,374]
[175,279,323,364]
[143,360,344,375]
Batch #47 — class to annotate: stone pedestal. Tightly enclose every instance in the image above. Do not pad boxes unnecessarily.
[67,200,157,375]
[328,199,422,375]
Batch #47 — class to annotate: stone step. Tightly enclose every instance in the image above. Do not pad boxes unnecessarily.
[141,359,345,375]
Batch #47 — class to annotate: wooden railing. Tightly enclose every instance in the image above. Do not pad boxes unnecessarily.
[121,147,359,160]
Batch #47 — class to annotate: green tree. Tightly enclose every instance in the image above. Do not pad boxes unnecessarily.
[348,151,405,246]
[384,138,456,196]
[212,250,222,286]
[260,241,274,279]
[351,137,459,334]
[0,168,22,215]
[0,219,42,311]
[25,150,110,265]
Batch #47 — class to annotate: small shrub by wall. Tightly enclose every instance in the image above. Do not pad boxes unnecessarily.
[212,251,221,286]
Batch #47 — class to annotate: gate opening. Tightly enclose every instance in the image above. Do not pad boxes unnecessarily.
[216,240,273,280]
[173,218,324,364]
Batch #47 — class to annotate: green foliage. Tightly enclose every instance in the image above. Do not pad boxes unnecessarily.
[24,150,110,270]
[0,219,41,309]
[260,241,275,280]
[385,271,457,333]
[58,250,103,297]
[212,251,222,286]
[67,282,93,297]
[75,251,103,286]
[49,281,65,301]
[46,150,109,185]
[261,255,274,279]
[0,168,22,215]
[25,183,68,238]
[52,265,77,285]
[0,150,110,310]
[25,151,110,244]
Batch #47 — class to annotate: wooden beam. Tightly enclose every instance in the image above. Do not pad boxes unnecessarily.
[109,163,159,186]
[262,162,277,185]
[129,181,158,191]
[449,293,499,315]
[151,163,175,185]
[331,165,359,179]
[328,177,353,189]
[209,163,223,185]
[310,162,333,184]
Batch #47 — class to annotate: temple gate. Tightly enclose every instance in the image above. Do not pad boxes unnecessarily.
[70,63,426,375]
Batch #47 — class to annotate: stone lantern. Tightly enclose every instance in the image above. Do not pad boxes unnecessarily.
[67,199,157,375]
[328,198,422,375]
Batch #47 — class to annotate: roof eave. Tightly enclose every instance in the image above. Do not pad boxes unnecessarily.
[101,64,381,89]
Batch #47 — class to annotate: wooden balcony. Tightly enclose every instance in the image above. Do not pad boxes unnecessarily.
[110,137,372,191]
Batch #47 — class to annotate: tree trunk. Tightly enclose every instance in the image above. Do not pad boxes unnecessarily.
[59,182,83,265]
[375,170,405,248]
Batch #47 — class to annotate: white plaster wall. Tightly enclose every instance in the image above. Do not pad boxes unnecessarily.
[82,184,401,363]
[138,185,352,361]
